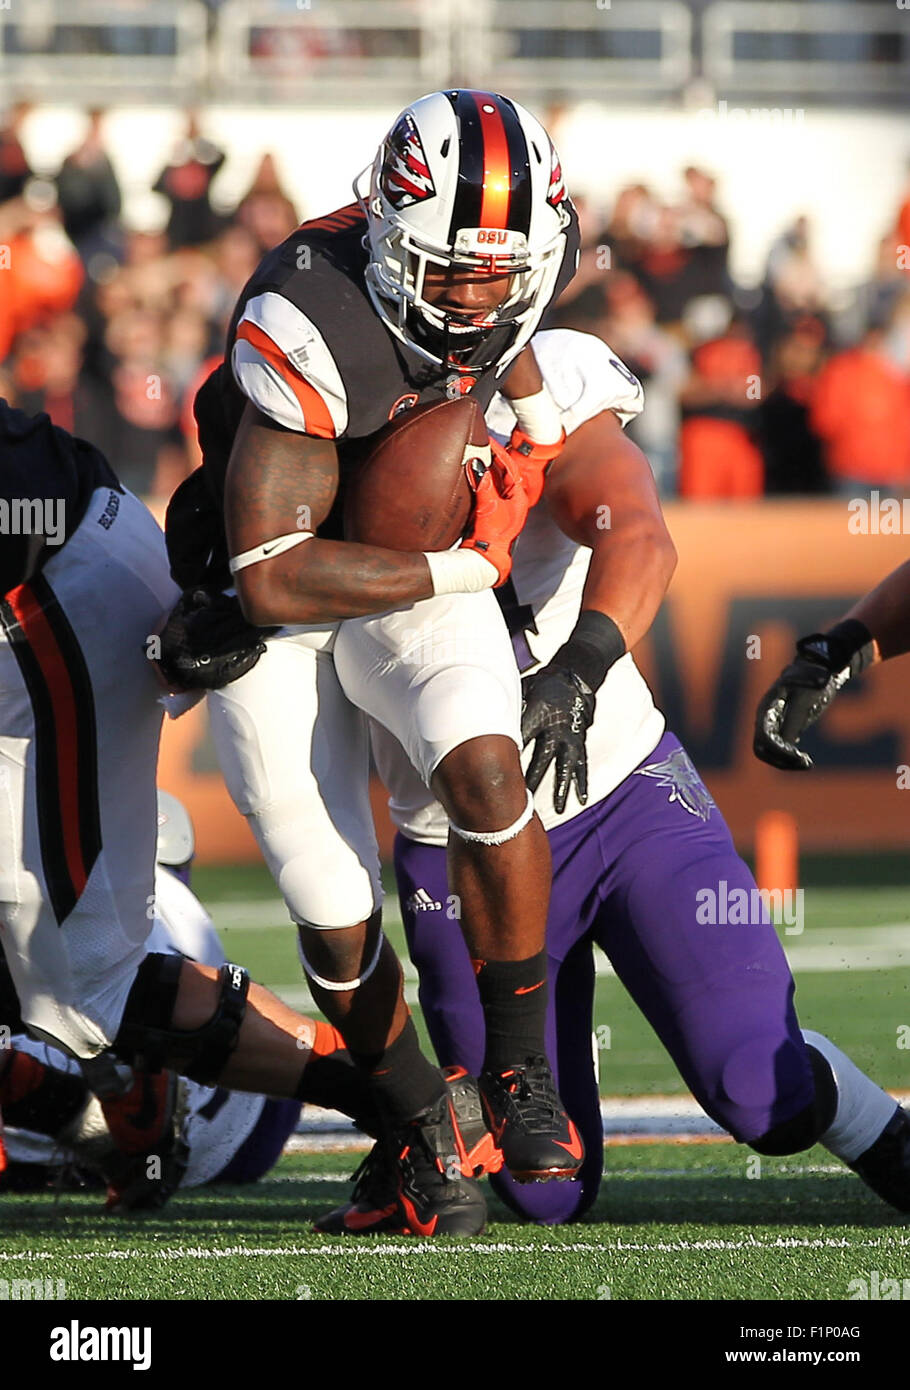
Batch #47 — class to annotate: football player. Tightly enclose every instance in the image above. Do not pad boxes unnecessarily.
[754,560,910,769]
[0,789,491,1214]
[371,326,910,1223]
[0,399,452,1218]
[162,90,585,1234]
[1,792,339,1203]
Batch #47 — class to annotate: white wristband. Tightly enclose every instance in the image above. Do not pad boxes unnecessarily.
[424,548,498,595]
[508,385,563,445]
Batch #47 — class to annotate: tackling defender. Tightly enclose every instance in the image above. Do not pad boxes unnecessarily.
[0,398,472,1224]
[372,327,910,1223]
[162,90,585,1233]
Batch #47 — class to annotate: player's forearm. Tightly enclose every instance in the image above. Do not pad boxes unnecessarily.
[579,516,677,651]
[842,559,910,663]
[237,539,434,625]
[500,344,544,399]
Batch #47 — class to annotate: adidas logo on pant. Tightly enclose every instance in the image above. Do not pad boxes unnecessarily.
[406,888,442,912]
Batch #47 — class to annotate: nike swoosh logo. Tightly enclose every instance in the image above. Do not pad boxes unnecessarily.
[514,980,545,995]
[262,542,280,556]
[555,1125,584,1161]
[344,1204,397,1231]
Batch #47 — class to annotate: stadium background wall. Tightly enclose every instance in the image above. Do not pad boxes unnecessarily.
[155,499,910,862]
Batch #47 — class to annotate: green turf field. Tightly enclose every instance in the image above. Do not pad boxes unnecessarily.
[195,864,910,1093]
[3,1145,908,1301]
[5,867,910,1302]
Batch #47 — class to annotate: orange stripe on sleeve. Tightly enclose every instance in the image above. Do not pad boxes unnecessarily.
[6,584,88,897]
[236,319,336,439]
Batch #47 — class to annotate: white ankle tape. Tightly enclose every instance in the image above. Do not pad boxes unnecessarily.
[450,789,534,846]
[298,930,384,992]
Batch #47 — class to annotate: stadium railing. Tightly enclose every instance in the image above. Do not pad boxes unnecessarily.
[461,0,693,98]
[0,0,208,101]
[214,0,450,104]
[703,1,910,99]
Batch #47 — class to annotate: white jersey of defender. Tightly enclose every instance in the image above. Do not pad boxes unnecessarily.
[7,866,267,1188]
[371,328,666,844]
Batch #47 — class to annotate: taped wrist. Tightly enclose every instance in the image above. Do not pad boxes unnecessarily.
[551,610,626,693]
[508,385,563,444]
[424,547,498,595]
[798,619,875,679]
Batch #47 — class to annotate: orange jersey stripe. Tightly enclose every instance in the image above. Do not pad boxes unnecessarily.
[236,319,336,439]
[7,584,88,897]
[474,94,512,230]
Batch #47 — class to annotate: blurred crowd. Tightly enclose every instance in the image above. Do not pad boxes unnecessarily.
[2,101,910,500]
[552,168,910,496]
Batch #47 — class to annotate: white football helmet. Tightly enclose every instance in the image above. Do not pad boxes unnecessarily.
[355,89,573,377]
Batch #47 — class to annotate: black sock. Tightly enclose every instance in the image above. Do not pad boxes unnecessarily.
[294,1049,382,1137]
[349,1017,445,1124]
[474,951,548,1074]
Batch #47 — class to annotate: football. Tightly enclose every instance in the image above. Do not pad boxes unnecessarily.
[343,396,490,551]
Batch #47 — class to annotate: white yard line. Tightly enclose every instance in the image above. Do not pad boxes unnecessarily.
[2,1234,907,1262]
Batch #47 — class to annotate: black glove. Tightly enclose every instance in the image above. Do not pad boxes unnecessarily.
[753,619,875,771]
[156,588,274,691]
[521,665,595,814]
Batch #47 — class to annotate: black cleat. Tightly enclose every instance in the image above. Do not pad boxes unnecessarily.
[101,1070,190,1213]
[479,1055,584,1183]
[312,1135,401,1236]
[849,1105,910,1213]
[443,1066,503,1178]
[314,1089,487,1236]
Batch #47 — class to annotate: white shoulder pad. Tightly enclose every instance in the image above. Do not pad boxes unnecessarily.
[486,328,644,440]
[232,291,349,438]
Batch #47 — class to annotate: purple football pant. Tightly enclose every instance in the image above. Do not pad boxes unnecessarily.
[395,731,814,1225]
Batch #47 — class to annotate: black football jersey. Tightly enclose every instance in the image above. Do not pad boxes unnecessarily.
[0,400,121,595]
[166,200,579,589]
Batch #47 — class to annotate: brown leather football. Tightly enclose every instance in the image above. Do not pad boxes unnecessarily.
[343,396,489,552]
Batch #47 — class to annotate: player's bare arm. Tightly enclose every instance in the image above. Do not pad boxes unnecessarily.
[500,344,545,399]
[544,407,677,647]
[842,558,910,662]
[520,408,676,812]
[755,556,910,770]
[225,403,435,626]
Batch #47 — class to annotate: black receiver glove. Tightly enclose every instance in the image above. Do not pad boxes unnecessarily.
[753,619,875,771]
[522,666,596,815]
[156,588,275,691]
[521,610,625,814]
